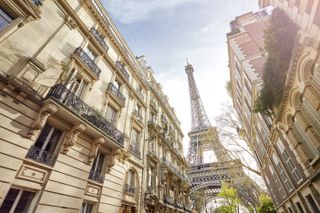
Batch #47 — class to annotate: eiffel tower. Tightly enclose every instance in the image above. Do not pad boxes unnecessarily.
[185,62,243,201]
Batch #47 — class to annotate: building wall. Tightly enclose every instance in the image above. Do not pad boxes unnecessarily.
[0,1,190,213]
[228,8,320,213]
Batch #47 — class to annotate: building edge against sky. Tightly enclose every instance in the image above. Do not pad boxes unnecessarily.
[228,1,320,213]
[0,0,191,213]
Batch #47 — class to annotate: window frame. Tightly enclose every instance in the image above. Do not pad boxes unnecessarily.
[0,187,36,213]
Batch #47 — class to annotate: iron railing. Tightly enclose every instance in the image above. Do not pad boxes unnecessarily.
[89,169,105,183]
[32,0,42,6]
[175,200,184,209]
[116,61,130,80]
[47,84,124,145]
[129,144,141,157]
[90,27,109,53]
[162,158,189,182]
[164,196,174,206]
[75,47,101,78]
[26,145,57,166]
[125,184,135,194]
[107,82,126,106]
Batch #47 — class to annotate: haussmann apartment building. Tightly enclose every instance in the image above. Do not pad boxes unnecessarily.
[0,0,191,213]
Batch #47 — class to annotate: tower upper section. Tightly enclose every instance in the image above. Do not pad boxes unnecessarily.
[185,63,211,132]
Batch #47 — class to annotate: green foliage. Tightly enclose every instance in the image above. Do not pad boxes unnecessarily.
[231,177,262,212]
[217,183,239,213]
[257,194,276,213]
[254,8,298,114]
[225,81,232,97]
[212,206,232,213]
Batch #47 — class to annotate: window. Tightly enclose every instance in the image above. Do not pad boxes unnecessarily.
[288,207,293,213]
[0,188,35,213]
[105,105,117,125]
[272,153,293,192]
[0,7,13,31]
[26,123,62,166]
[306,194,320,213]
[89,151,105,183]
[85,47,97,61]
[80,202,94,213]
[126,170,135,194]
[114,79,121,90]
[130,128,141,157]
[296,201,304,213]
[277,139,303,183]
[67,75,88,97]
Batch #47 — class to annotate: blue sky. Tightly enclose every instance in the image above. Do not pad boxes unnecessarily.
[102,0,259,155]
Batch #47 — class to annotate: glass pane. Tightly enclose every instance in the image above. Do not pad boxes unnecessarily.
[0,188,19,213]
[96,153,105,172]
[0,8,12,31]
[45,128,62,154]
[15,191,35,213]
[86,203,93,213]
[34,124,52,148]
[80,203,86,213]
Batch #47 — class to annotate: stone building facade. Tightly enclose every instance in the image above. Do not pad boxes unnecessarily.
[0,0,190,212]
[228,3,320,213]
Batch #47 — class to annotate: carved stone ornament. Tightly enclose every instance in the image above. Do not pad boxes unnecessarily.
[88,137,105,164]
[62,123,86,154]
[26,103,58,139]
[65,16,78,29]
[113,149,130,164]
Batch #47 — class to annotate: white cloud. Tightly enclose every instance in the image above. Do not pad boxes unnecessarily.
[103,0,195,23]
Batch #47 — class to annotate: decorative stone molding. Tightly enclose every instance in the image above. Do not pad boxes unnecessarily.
[0,84,15,96]
[62,123,86,154]
[26,102,58,139]
[88,137,105,164]
[65,16,77,30]
[114,149,130,164]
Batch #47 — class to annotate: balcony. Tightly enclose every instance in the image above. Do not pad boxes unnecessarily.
[164,196,174,206]
[90,27,109,53]
[175,200,184,209]
[89,169,105,183]
[162,158,189,182]
[26,145,57,167]
[116,61,130,80]
[32,0,42,6]
[47,84,124,146]
[106,82,126,107]
[129,144,141,158]
[74,47,101,78]
[125,184,135,194]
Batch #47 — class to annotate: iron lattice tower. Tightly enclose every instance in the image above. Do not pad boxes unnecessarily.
[185,63,243,199]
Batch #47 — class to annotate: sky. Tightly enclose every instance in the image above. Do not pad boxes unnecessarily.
[102,0,259,155]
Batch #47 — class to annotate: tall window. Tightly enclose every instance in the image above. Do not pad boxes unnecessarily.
[277,139,302,183]
[105,105,117,125]
[306,194,320,213]
[85,47,97,61]
[0,188,35,213]
[89,151,105,183]
[272,153,293,192]
[80,202,94,213]
[26,123,62,166]
[296,201,304,213]
[130,128,141,157]
[126,170,136,194]
[67,75,88,97]
[0,7,13,31]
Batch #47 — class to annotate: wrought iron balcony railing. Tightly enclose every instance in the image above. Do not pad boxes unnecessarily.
[162,158,189,182]
[90,27,109,53]
[175,200,184,209]
[125,184,135,194]
[129,144,141,157]
[107,82,126,106]
[32,0,42,6]
[75,47,101,78]
[89,169,105,183]
[47,84,124,145]
[26,145,57,167]
[132,110,143,122]
[116,61,130,80]
[164,196,174,206]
